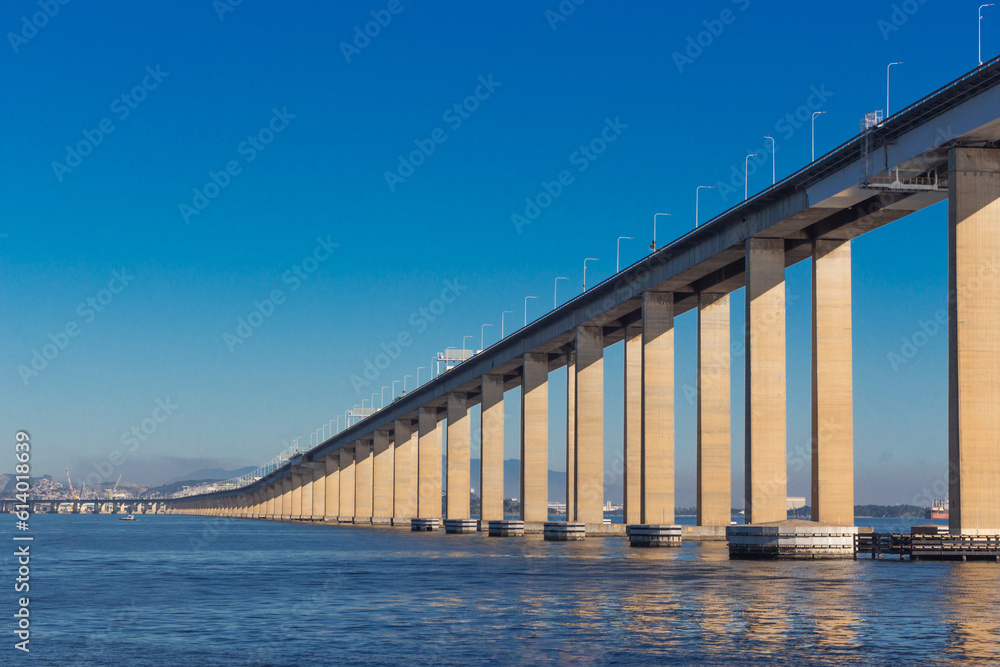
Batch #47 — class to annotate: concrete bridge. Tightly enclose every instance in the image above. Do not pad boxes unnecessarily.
[2,498,166,515]
[170,59,1000,544]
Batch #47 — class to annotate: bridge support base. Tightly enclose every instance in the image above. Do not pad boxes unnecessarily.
[727,521,856,559]
[488,520,524,537]
[626,524,682,547]
[411,518,440,532]
[544,522,585,541]
[444,518,477,534]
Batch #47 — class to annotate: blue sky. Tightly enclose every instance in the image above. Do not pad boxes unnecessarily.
[2,1,982,504]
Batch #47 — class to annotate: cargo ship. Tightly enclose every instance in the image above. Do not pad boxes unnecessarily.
[925,499,948,520]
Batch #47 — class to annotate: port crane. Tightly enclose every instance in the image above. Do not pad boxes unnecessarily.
[107,474,122,500]
[65,468,79,500]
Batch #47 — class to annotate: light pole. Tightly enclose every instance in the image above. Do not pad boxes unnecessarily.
[480,324,492,351]
[372,392,379,411]
[524,295,537,326]
[982,4,994,65]
[392,379,401,399]
[501,310,514,338]
[337,415,343,432]
[462,335,473,356]
[651,212,670,251]
[583,257,598,291]
[404,374,414,392]
[381,386,388,408]
[811,111,826,161]
[345,410,351,427]
[696,186,714,226]
[763,136,775,185]
[744,153,759,200]
[886,61,903,117]
[554,277,567,308]
[616,236,632,272]
[362,399,369,416]
[417,366,426,385]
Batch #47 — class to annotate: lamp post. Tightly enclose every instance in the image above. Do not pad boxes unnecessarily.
[744,153,760,200]
[337,415,343,433]
[981,4,994,65]
[696,186,714,226]
[651,212,670,250]
[372,393,379,411]
[763,136,775,185]
[886,61,903,117]
[462,335,473,356]
[524,295,537,326]
[554,277,567,308]
[381,386,388,409]
[617,236,632,272]
[583,257,598,291]
[480,324,492,351]
[404,374,414,392]
[811,111,826,161]
[392,379,401,399]
[417,366,426,386]
[501,310,514,338]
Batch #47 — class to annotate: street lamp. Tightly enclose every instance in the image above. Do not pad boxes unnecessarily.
[651,213,670,251]
[462,335,474,356]
[404,374,414,392]
[337,415,343,432]
[480,324,492,351]
[811,111,826,161]
[763,136,775,185]
[381,386,389,408]
[617,236,633,272]
[392,379,401,399]
[417,366,426,385]
[886,61,903,117]
[524,295,537,326]
[744,153,759,200]
[554,277,567,308]
[501,310,514,338]
[696,186,715,226]
[982,4,994,65]
[583,257,598,291]
[372,392,379,411]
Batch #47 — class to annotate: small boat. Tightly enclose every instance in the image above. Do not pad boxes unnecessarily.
[119,514,136,521]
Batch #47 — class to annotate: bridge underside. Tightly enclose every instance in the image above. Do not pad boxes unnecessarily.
[173,62,1000,538]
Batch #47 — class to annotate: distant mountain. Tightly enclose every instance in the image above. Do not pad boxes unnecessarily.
[165,466,255,485]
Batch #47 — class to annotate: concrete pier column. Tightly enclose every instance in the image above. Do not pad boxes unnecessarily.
[745,238,787,524]
[393,419,416,522]
[417,407,442,520]
[447,392,471,520]
[624,323,642,525]
[290,472,303,520]
[311,465,326,520]
[480,375,505,523]
[300,469,314,520]
[373,429,394,523]
[521,352,549,523]
[642,290,675,524]
[265,484,276,519]
[949,147,1000,535]
[811,239,854,526]
[338,446,355,521]
[698,292,731,526]
[565,350,577,521]
[355,439,374,523]
[324,453,340,521]
[575,326,604,526]
[280,476,293,520]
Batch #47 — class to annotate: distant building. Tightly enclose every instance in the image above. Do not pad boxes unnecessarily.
[786,497,806,510]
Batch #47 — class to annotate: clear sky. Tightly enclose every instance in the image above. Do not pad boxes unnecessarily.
[2,1,986,505]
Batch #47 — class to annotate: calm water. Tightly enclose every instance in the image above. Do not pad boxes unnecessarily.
[4,514,998,665]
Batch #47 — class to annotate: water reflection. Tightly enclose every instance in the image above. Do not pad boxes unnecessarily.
[944,562,1000,660]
